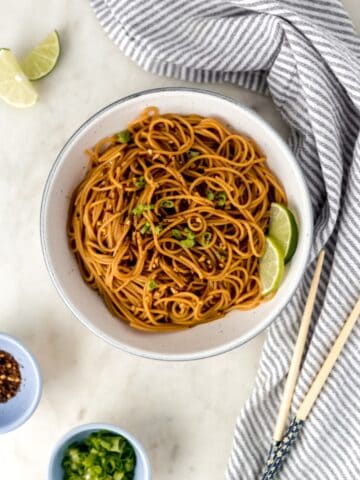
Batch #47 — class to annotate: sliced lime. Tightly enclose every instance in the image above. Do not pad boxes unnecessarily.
[20,30,60,80]
[260,237,285,296]
[0,49,38,107]
[268,203,298,263]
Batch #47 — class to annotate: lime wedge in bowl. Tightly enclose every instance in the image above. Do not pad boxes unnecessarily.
[268,202,298,263]
[260,237,285,296]
[0,49,38,107]
[20,30,60,80]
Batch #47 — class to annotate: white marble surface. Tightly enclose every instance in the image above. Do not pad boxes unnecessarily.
[1,1,359,479]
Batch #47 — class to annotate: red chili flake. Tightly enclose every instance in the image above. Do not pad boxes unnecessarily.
[0,350,22,403]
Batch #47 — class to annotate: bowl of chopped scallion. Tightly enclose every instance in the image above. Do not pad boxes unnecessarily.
[48,423,151,480]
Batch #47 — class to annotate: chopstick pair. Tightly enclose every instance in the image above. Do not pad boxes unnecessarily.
[262,251,360,479]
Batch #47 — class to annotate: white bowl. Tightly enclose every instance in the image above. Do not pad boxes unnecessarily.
[40,88,312,361]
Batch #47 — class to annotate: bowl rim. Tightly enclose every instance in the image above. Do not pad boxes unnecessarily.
[0,332,42,433]
[40,86,313,361]
[48,422,151,480]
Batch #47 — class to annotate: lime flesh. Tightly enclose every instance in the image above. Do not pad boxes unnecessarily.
[268,203,298,263]
[0,49,38,107]
[260,237,285,296]
[20,30,60,80]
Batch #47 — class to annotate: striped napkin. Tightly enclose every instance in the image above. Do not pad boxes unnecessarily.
[90,1,360,478]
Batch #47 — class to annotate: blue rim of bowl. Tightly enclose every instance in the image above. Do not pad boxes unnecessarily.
[0,333,42,433]
[40,87,313,362]
[48,422,151,480]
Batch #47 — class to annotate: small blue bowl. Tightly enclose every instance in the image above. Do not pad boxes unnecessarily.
[49,423,151,480]
[0,333,42,433]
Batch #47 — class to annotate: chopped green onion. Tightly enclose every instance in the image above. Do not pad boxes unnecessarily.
[172,229,183,240]
[184,227,195,240]
[140,221,151,234]
[62,430,136,480]
[131,204,154,216]
[175,227,196,248]
[134,175,145,188]
[180,238,195,248]
[172,227,196,247]
[200,231,212,246]
[114,473,125,480]
[148,279,158,291]
[206,189,215,201]
[154,224,163,235]
[161,200,174,209]
[216,191,227,207]
[206,190,227,206]
[116,129,131,143]
[188,150,199,158]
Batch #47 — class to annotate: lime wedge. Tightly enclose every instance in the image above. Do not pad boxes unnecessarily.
[20,31,60,80]
[0,49,38,107]
[268,203,298,263]
[260,237,285,296]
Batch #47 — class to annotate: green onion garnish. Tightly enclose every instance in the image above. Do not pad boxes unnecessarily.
[140,221,151,234]
[131,204,154,216]
[188,150,199,158]
[200,231,212,246]
[173,227,196,248]
[216,191,227,207]
[62,430,136,480]
[134,176,145,188]
[116,129,132,144]
[148,279,158,291]
[172,227,196,246]
[172,229,183,240]
[205,190,227,206]
[180,238,195,248]
[184,227,195,240]
[161,200,174,209]
[206,189,215,201]
[154,224,163,235]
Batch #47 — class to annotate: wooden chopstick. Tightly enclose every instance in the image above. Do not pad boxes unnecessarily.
[272,251,325,442]
[262,297,360,480]
[262,265,360,480]
[297,297,360,421]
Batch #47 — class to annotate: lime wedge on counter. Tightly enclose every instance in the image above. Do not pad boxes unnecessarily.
[268,203,298,263]
[0,49,38,107]
[260,237,285,296]
[20,30,60,80]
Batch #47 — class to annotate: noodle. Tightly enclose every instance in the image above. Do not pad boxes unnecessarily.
[68,107,286,332]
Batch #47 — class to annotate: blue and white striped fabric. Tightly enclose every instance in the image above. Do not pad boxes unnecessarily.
[89,1,360,478]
